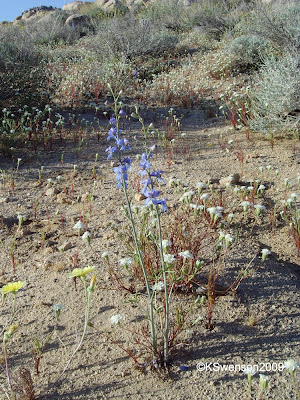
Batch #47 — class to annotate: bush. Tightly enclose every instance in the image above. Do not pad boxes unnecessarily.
[237,0,300,53]
[225,34,273,71]
[249,53,300,133]
[139,0,190,32]
[190,0,250,39]
[91,14,179,59]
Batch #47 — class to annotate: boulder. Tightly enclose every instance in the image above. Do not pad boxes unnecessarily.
[20,6,58,21]
[65,14,91,30]
[63,1,87,12]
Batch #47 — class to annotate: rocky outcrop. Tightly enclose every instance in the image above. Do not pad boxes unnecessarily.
[63,1,92,12]
[20,6,58,20]
[65,13,91,30]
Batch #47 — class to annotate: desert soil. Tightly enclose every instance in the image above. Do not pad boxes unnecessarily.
[0,108,299,400]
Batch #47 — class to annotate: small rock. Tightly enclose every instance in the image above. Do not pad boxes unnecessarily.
[219,173,240,187]
[0,197,9,203]
[56,192,71,204]
[110,161,119,168]
[81,193,91,202]
[134,193,146,202]
[59,241,73,252]
[46,188,59,196]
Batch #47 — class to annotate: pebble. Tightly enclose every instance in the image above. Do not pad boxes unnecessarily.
[219,173,240,187]
[59,241,72,252]
[0,197,9,203]
[134,193,146,201]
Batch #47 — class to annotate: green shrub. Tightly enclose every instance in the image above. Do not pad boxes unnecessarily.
[249,53,300,134]
[225,34,273,71]
[237,0,300,52]
[91,14,179,59]
[139,0,190,32]
[190,0,250,39]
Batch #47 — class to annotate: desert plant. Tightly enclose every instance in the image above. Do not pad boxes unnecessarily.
[245,0,300,52]
[225,34,272,71]
[249,53,300,134]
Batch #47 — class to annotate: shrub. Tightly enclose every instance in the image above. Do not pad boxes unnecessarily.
[225,34,273,71]
[237,0,300,52]
[190,0,250,39]
[139,0,190,32]
[90,14,179,59]
[249,53,300,134]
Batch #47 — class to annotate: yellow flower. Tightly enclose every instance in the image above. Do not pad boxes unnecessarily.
[4,324,18,342]
[1,281,25,295]
[70,266,96,278]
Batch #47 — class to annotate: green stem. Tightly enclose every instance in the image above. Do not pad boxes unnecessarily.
[121,178,157,354]
[46,282,92,389]
[291,372,300,399]
[154,206,169,366]
[2,340,11,391]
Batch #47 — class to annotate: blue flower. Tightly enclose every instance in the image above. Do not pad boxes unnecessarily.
[106,146,118,160]
[107,127,118,141]
[119,110,126,117]
[109,117,117,125]
[113,162,131,189]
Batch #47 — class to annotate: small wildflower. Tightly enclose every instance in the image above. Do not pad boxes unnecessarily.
[73,221,86,235]
[178,250,193,259]
[228,213,235,223]
[162,240,172,249]
[259,374,269,390]
[1,281,25,296]
[254,204,266,216]
[53,304,64,318]
[82,231,91,245]
[70,266,96,278]
[101,251,109,260]
[119,257,133,267]
[110,314,123,325]
[164,253,176,264]
[152,281,164,291]
[284,359,299,372]
[261,248,271,261]
[240,201,252,213]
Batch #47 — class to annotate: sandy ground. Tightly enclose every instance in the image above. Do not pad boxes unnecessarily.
[0,108,299,399]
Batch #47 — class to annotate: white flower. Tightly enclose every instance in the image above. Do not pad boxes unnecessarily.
[101,251,109,259]
[244,365,257,376]
[284,178,291,188]
[152,281,164,291]
[240,201,252,212]
[119,257,133,267]
[178,250,193,259]
[73,221,85,231]
[290,193,298,201]
[190,204,204,212]
[228,213,235,222]
[164,254,176,264]
[82,231,91,244]
[110,314,123,325]
[257,184,266,194]
[56,175,63,182]
[196,182,207,191]
[254,204,266,216]
[180,191,195,203]
[47,178,55,185]
[218,231,225,241]
[162,240,172,249]
[261,248,271,261]
[225,234,234,247]
[284,359,299,372]
[200,193,210,201]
